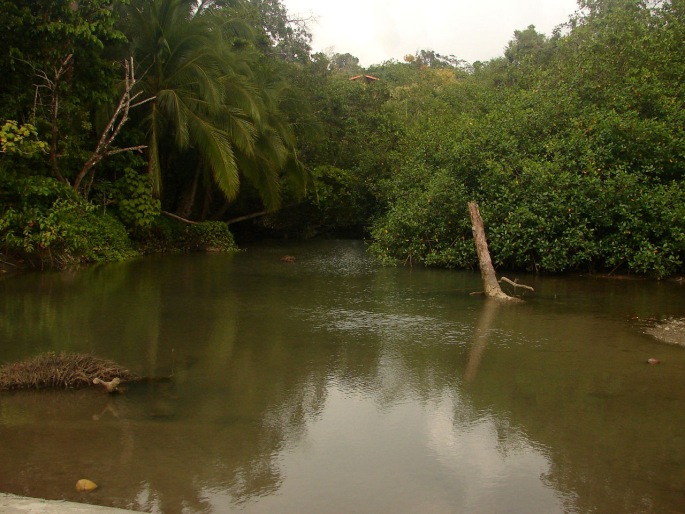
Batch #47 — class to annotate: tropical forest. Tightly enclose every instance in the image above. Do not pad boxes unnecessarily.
[2,1,685,513]
[0,0,683,277]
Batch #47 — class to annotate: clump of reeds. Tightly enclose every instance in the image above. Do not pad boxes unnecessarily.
[0,352,138,391]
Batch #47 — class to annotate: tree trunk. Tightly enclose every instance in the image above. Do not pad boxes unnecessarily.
[468,201,519,302]
[48,56,74,184]
[176,162,202,219]
[73,58,151,193]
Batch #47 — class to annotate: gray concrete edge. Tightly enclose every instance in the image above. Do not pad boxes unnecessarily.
[0,493,145,513]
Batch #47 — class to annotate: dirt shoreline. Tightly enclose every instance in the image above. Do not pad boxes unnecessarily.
[0,494,144,513]
[644,317,685,347]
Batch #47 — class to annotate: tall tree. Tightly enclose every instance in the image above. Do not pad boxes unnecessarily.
[124,0,310,217]
[0,0,128,182]
[125,0,260,203]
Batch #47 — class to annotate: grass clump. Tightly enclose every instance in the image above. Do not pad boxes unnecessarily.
[0,352,138,391]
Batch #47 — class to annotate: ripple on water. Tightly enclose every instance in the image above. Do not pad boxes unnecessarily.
[301,243,379,277]
[300,307,473,347]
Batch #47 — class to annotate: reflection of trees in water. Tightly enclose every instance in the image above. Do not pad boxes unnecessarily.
[320,282,685,514]
[0,258,172,368]
[453,305,685,514]
[0,254,332,512]
[2,244,685,513]
[0,376,327,512]
[0,266,128,360]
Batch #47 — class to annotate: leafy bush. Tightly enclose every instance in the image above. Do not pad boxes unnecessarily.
[0,120,48,157]
[309,164,377,233]
[113,168,161,232]
[366,1,685,278]
[596,172,685,278]
[0,172,137,269]
[370,166,474,268]
[1,196,137,269]
[181,221,238,252]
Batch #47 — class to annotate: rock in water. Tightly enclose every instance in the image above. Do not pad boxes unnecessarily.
[75,479,98,492]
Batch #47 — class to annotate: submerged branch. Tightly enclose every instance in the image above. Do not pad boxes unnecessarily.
[499,276,534,292]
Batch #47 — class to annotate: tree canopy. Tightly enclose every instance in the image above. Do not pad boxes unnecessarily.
[1,0,683,276]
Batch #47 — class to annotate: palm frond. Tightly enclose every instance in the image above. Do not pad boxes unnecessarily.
[187,111,240,200]
[156,89,190,148]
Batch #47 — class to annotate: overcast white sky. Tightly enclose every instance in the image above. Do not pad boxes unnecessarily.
[281,0,581,67]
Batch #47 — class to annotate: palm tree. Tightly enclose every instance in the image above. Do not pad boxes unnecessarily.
[233,62,308,210]
[125,0,310,216]
[126,0,258,201]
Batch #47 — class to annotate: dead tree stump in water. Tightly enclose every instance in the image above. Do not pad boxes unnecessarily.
[468,202,522,302]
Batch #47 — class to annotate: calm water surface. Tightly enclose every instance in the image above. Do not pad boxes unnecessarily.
[0,240,684,513]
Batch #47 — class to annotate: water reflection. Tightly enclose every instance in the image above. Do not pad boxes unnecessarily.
[0,241,684,513]
[464,299,500,383]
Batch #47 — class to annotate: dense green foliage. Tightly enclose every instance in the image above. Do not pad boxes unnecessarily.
[113,168,162,232]
[0,0,308,268]
[0,0,683,276]
[1,121,49,156]
[364,0,685,278]
[182,221,238,252]
[0,172,138,268]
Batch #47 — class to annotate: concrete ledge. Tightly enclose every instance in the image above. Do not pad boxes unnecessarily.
[0,494,144,513]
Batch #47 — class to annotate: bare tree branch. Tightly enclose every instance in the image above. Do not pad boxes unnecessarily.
[162,211,198,225]
[73,57,155,192]
[499,276,535,292]
[105,145,147,157]
[25,54,74,183]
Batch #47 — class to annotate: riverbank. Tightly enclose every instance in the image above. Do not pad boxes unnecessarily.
[0,494,144,513]
[645,316,685,347]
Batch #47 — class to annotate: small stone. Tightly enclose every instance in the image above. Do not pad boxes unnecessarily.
[647,358,660,365]
[75,479,98,492]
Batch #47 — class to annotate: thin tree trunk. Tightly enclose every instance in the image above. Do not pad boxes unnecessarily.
[468,201,519,302]
[162,211,197,225]
[48,56,74,184]
[226,209,271,225]
[49,85,64,183]
[177,162,202,219]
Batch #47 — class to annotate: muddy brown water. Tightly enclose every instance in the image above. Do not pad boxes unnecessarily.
[0,240,684,513]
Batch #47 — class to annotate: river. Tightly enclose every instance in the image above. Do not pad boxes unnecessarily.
[0,240,684,513]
